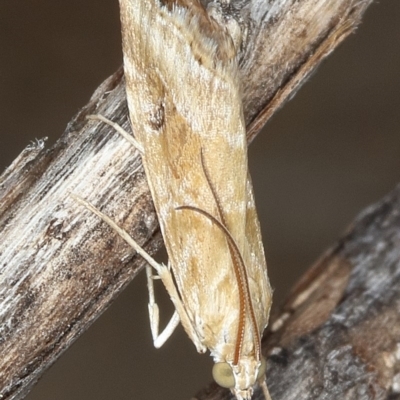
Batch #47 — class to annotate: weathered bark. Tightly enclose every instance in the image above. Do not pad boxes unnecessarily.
[0,0,377,399]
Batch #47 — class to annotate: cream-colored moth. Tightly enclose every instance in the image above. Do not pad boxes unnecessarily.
[78,0,273,398]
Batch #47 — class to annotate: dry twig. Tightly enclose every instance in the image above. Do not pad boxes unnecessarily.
[0,1,382,399]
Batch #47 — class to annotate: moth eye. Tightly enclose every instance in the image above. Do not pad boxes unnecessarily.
[256,357,267,381]
[212,362,235,388]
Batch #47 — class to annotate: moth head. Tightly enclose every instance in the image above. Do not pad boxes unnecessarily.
[212,357,267,399]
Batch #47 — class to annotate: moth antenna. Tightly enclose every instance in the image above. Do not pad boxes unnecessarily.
[200,149,227,225]
[199,150,262,363]
[176,201,261,364]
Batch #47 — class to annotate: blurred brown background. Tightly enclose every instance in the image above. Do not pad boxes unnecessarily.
[1,1,399,399]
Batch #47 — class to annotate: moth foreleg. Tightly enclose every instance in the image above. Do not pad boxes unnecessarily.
[71,195,202,350]
[86,114,144,154]
[72,194,180,346]
[146,259,206,350]
[145,263,180,348]
[156,262,207,354]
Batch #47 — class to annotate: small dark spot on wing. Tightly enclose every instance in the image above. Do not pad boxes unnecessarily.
[149,101,165,131]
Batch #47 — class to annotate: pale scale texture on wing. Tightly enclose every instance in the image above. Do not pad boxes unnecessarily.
[119,0,271,367]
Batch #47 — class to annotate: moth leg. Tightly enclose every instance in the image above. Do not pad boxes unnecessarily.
[259,379,272,400]
[145,261,180,348]
[72,194,205,352]
[86,114,144,154]
[156,262,207,353]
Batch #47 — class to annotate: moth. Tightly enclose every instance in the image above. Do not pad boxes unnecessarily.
[77,0,273,398]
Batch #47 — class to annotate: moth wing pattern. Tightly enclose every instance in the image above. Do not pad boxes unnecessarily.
[119,0,272,385]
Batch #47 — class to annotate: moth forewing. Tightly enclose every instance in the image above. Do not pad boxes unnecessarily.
[118,0,272,398]
[242,175,273,349]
